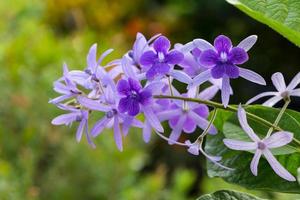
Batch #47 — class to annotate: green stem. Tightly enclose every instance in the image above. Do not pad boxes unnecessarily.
[266,98,290,137]
[197,108,218,140]
[168,77,174,96]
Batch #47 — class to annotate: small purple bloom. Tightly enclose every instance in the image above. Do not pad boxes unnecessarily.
[191,35,265,107]
[247,72,300,107]
[117,78,152,116]
[223,105,296,181]
[140,36,184,80]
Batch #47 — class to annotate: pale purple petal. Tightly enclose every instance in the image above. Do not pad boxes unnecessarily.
[143,120,152,143]
[223,139,257,150]
[157,109,181,121]
[51,112,79,125]
[214,35,232,52]
[262,96,282,107]
[199,85,219,100]
[77,96,111,112]
[239,68,266,85]
[87,44,97,71]
[49,94,74,104]
[228,47,248,64]
[165,50,184,64]
[290,88,300,97]
[98,49,113,65]
[263,149,296,181]
[250,150,262,176]
[143,106,164,132]
[122,56,137,79]
[85,123,96,148]
[271,72,287,92]
[199,49,218,67]
[237,35,257,52]
[185,140,199,155]
[189,111,217,135]
[199,147,233,170]
[183,116,197,133]
[68,70,89,86]
[178,41,196,53]
[191,70,212,87]
[113,117,123,151]
[144,81,165,94]
[155,63,171,74]
[122,116,133,136]
[76,120,85,142]
[237,105,260,142]
[168,115,186,144]
[140,51,157,65]
[169,70,192,84]
[193,38,215,51]
[53,81,69,94]
[286,72,300,91]
[133,33,148,62]
[221,77,231,107]
[264,131,293,148]
[153,36,170,53]
[91,117,110,137]
[246,92,278,105]
[145,67,157,80]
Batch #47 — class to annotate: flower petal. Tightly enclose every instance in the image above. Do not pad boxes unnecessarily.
[77,96,111,112]
[155,63,171,74]
[145,66,157,80]
[286,72,300,91]
[51,112,79,125]
[189,111,217,135]
[199,85,219,100]
[157,109,181,122]
[183,116,197,133]
[128,77,142,92]
[237,35,257,52]
[223,139,257,150]
[85,123,96,148]
[221,77,231,107]
[143,120,152,143]
[228,47,248,64]
[117,79,130,95]
[168,115,186,144]
[211,65,225,79]
[193,38,215,51]
[140,50,157,66]
[87,44,97,71]
[98,48,113,65]
[264,131,293,148]
[224,64,239,79]
[262,96,282,107]
[214,35,232,52]
[271,72,286,92]
[237,105,260,142]
[113,117,123,151]
[199,49,218,67]
[191,70,212,87]
[250,150,262,176]
[290,88,300,97]
[246,92,278,105]
[143,106,164,132]
[153,36,171,53]
[49,94,74,104]
[263,149,296,181]
[76,120,86,142]
[91,117,110,137]
[165,50,184,64]
[169,70,192,84]
[122,56,138,79]
[239,68,266,85]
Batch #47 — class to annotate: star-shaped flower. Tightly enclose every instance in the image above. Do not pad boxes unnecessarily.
[247,72,300,107]
[223,105,296,181]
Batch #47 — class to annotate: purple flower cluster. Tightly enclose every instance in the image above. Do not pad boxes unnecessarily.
[50,33,297,181]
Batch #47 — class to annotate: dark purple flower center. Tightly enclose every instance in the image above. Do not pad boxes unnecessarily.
[281,91,290,98]
[76,115,82,122]
[106,109,117,118]
[257,141,266,150]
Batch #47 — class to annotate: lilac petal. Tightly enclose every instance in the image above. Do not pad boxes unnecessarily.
[107,64,122,79]
[145,66,157,80]
[53,81,69,94]
[153,36,170,53]
[237,105,260,142]
[290,88,300,97]
[169,70,192,84]
[191,70,212,87]
[131,118,143,128]
[49,94,74,104]
[155,63,171,74]
[183,116,197,133]
[286,72,300,91]
[140,50,157,66]
[77,96,110,112]
[179,41,196,53]
[237,35,258,52]
[157,109,181,121]
[224,64,239,79]
[51,112,79,125]
[87,44,97,71]
[165,50,184,64]
[271,72,286,92]
[144,81,165,94]
[117,79,130,95]
[85,123,96,148]
[169,115,180,129]
[264,131,293,148]
[214,35,232,52]
[246,92,278,105]
[68,70,89,86]
[193,38,215,51]
[143,121,152,143]
[189,111,217,135]
[133,33,148,62]
[143,106,164,132]
[263,149,296,181]
[199,85,219,100]
[250,150,262,176]
[121,56,137,79]
[262,96,282,107]
[91,117,110,137]
[122,116,133,136]
[229,47,248,64]
[221,77,231,107]
[192,104,209,118]
[211,65,225,79]
[199,147,233,170]
[128,78,142,92]
[185,140,200,155]
[239,68,266,85]
[76,120,86,142]
[98,48,113,65]
[113,117,123,151]
[199,49,218,67]
[223,139,257,150]
[168,115,186,144]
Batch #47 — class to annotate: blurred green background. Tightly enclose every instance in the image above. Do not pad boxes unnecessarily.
[1,0,300,199]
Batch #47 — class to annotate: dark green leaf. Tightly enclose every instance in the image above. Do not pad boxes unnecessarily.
[197,190,263,200]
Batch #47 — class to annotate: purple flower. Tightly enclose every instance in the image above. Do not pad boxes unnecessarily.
[49,63,81,104]
[157,95,217,144]
[190,35,266,107]
[140,36,184,80]
[223,105,296,181]
[247,72,300,107]
[51,104,95,148]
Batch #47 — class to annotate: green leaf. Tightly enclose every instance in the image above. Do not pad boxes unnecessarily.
[197,190,263,200]
[226,0,300,47]
[205,105,300,193]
